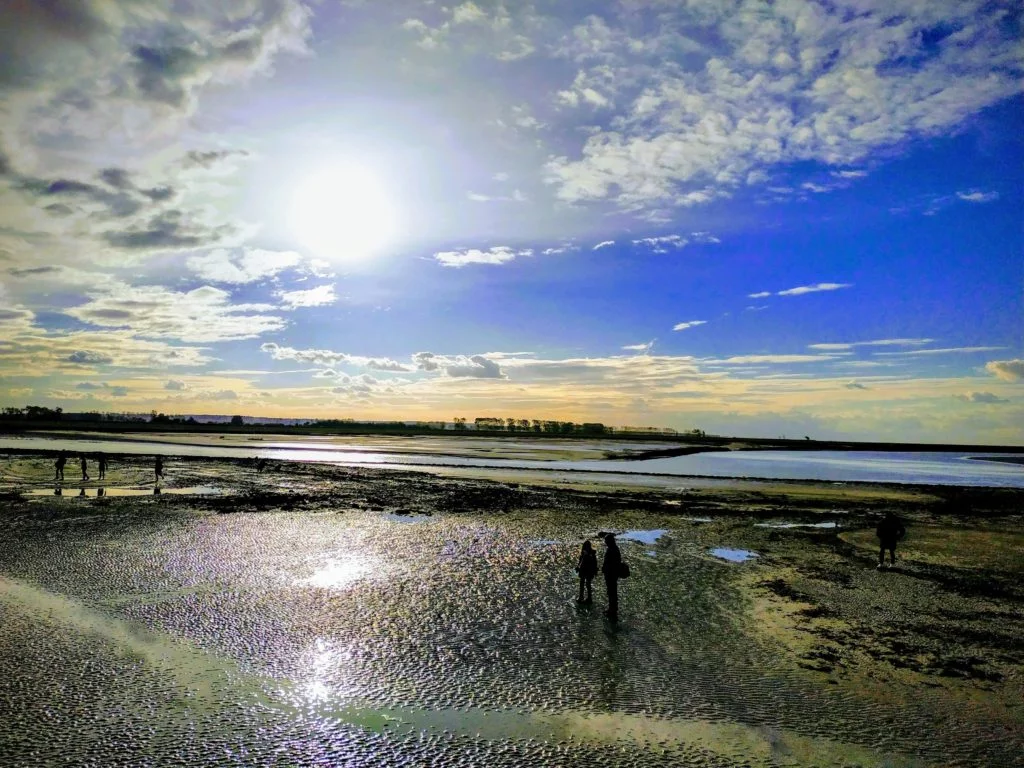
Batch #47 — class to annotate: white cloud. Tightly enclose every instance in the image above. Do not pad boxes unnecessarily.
[809,338,935,351]
[64,283,286,342]
[592,240,615,250]
[188,248,302,284]
[672,320,707,332]
[956,189,999,203]
[412,351,505,379]
[544,1,1021,213]
[877,346,1005,356]
[713,355,837,364]
[276,284,337,309]
[776,283,852,297]
[434,247,532,267]
[747,291,771,299]
[831,170,867,179]
[985,359,1024,381]
[622,341,654,353]
[631,233,718,253]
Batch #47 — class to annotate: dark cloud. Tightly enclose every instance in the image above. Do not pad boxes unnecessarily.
[130,43,205,108]
[20,175,145,218]
[103,210,231,251]
[165,379,186,390]
[99,168,133,189]
[7,265,61,277]
[65,350,114,365]
[142,185,175,202]
[0,308,32,321]
[182,149,249,169]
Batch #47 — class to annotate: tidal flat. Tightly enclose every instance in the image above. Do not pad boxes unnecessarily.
[0,455,1021,767]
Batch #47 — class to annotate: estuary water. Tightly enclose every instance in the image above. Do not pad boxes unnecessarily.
[1,434,1022,487]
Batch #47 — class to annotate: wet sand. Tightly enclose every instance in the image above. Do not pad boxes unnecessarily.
[1,454,1021,767]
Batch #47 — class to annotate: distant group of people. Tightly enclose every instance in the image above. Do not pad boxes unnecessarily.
[53,451,164,483]
[572,513,907,622]
[575,533,628,622]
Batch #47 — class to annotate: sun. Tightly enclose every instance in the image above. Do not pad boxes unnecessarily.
[289,162,397,262]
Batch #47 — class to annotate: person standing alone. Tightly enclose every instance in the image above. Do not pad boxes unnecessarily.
[876,511,906,569]
[79,454,89,481]
[601,533,622,622]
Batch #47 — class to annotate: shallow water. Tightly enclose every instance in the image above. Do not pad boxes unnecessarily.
[3,435,1023,486]
[0,501,1018,766]
[709,548,760,562]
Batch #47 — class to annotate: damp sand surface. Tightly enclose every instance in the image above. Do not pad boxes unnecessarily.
[0,455,1022,767]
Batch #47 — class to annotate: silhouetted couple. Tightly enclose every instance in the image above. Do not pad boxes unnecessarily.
[576,533,623,622]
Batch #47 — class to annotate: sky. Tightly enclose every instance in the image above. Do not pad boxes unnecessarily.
[0,0,1021,444]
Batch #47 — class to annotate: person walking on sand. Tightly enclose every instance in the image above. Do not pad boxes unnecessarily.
[97,453,107,481]
[54,452,66,481]
[876,511,906,569]
[79,454,89,481]
[154,455,164,482]
[602,533,622,622]
[575,540,598,604]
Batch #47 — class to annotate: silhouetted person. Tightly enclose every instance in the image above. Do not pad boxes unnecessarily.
[876,511,906,569]
[576,540,598,604]
[602,533,622,622]
[154,456,163,482]
[80,455,89,481]
[54,453,66,481]
[97,453,107,480]
[255,458,268,473]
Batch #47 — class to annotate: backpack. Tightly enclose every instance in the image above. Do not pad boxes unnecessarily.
[619,561,630,579]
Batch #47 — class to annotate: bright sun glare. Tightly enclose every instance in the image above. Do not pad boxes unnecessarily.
[289,163,397,262]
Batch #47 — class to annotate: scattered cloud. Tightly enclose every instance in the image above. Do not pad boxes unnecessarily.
[276,284,337,309]
[412,352,505,379]
[956,189,999,204]
[66,351,114,366]
[809,338,935,351]
[845,381,868,390]
[672,320,707,332]
[776,283,852,297]
[622,341,655,353]
[954,391,1009,404]
[434,246,532,267]
[188,249,302,284]
[747,291,771,299]
[592,240,615,250]
[165,379,187,391]
[64,283,286,342]
[986,359,1024,382]
[876,346,1006,357]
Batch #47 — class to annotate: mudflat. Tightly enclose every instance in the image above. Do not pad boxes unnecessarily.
[1,454,1021,767]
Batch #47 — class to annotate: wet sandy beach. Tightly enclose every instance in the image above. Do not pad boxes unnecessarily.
[1,454,1022,767]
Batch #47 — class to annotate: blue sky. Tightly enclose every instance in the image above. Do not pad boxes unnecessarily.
[0,0,1021,443]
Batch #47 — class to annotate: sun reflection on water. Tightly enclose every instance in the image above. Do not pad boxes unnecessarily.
[302,556,373,589]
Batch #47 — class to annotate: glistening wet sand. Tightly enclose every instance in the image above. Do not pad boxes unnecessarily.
[1,455,1021,766]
